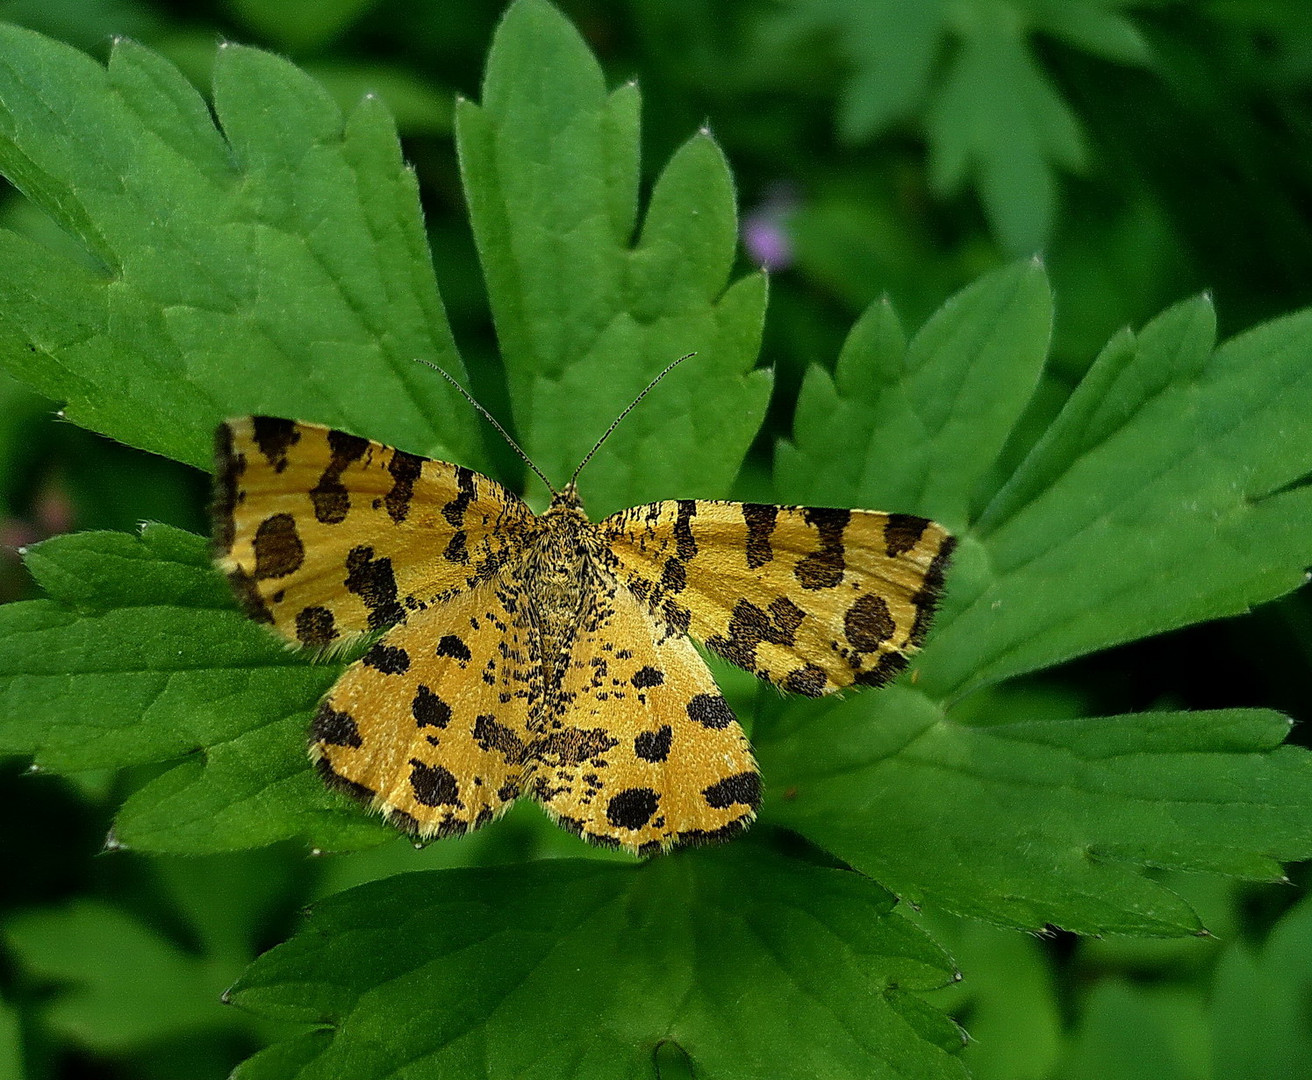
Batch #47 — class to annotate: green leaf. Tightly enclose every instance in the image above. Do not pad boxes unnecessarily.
[926,10,1086,253]
[227,846,968,1080]
[0,525,388,852]
[456,0,770,515]
[1211,889,1312,1078]
[6,899,237,1050]
[760,689,1309,934]
[775,259,1053,530]
[767,269,1312,933]
[0,28,480,471]
[1028,0,1153,65]
[153,34,455,137]
[4,848,302,1056]
[930,295,1312,698]
[773,0,1153,250]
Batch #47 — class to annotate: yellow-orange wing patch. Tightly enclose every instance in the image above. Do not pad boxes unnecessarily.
[601,501,955,696]
[215,418,534,648]
[311,575,541,839]
[528,577,758,856]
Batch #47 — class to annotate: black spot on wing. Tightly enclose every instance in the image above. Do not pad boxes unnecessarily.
[251,417,299,472]
[442,466,477,528]
[384,450,425,523]
[409,759,463,807]
[634,725,672,763]
[444,530,468,564]
[252,513,304,579]
[311,703,362,748]
[412,685,452,728]
[686,693,734,729]
[702,772,760,810]
[226,566,273,624]
[630,666,664,689]
[795,507,850,590]
[884,513,930,557]
[673,500,698,560]
[742,503,778,569]
[607,787,660,830]
[660,557,687,593]
[473,714,527,763]
[363,643,410,674]
[295,606,337,646]
[908,535,956,646]
[853,651,910,688]
[212,423,243,556]
[706,597,804,671]
[783,663,828,697]
[844,593,896,652]
[310,430,370,524]
[436,634,473,662]
[344,545,406,629]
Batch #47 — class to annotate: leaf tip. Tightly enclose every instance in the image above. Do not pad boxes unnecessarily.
[102,829,127,853]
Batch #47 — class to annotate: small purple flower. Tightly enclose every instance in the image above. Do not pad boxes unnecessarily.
[742,184,799,271]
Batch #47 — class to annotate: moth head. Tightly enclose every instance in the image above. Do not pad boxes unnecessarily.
[415,352,696,502]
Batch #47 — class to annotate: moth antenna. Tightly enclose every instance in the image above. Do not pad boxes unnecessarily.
[415,359,557,496]
[570,352,696,488]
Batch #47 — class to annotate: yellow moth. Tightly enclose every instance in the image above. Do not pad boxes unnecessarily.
[213,359,954,855]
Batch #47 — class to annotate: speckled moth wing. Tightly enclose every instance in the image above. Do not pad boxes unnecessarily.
[528,576,759,855]
[311,575,541,838]
[214,417,534,648]
[601,501,956,696]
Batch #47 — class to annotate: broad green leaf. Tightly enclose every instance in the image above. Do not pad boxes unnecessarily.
[769,273,1312,932]
[4,849,303,1057]
[0,28,480,471]
[456,0,770,515]
[0,0,159,52]
[6,899,238,1050]
[1211,889,1312,1078]
[227,846,968,1080]
[779,272,1312,697]
[775,259,1053,530]
[1028,0,1152,65]
[154,34,455,136]
[772,0,1151,250]
[929,295,1312,698]
[926,10,1086,254]
[0,525,387,852]
[759,689,1310,934]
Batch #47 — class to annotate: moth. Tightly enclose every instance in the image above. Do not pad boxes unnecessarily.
[212,360,955,855]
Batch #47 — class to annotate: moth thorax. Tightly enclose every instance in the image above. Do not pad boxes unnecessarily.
[526,515,602,618]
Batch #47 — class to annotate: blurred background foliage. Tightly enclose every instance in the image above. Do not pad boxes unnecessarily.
[1,1,1311,1078]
